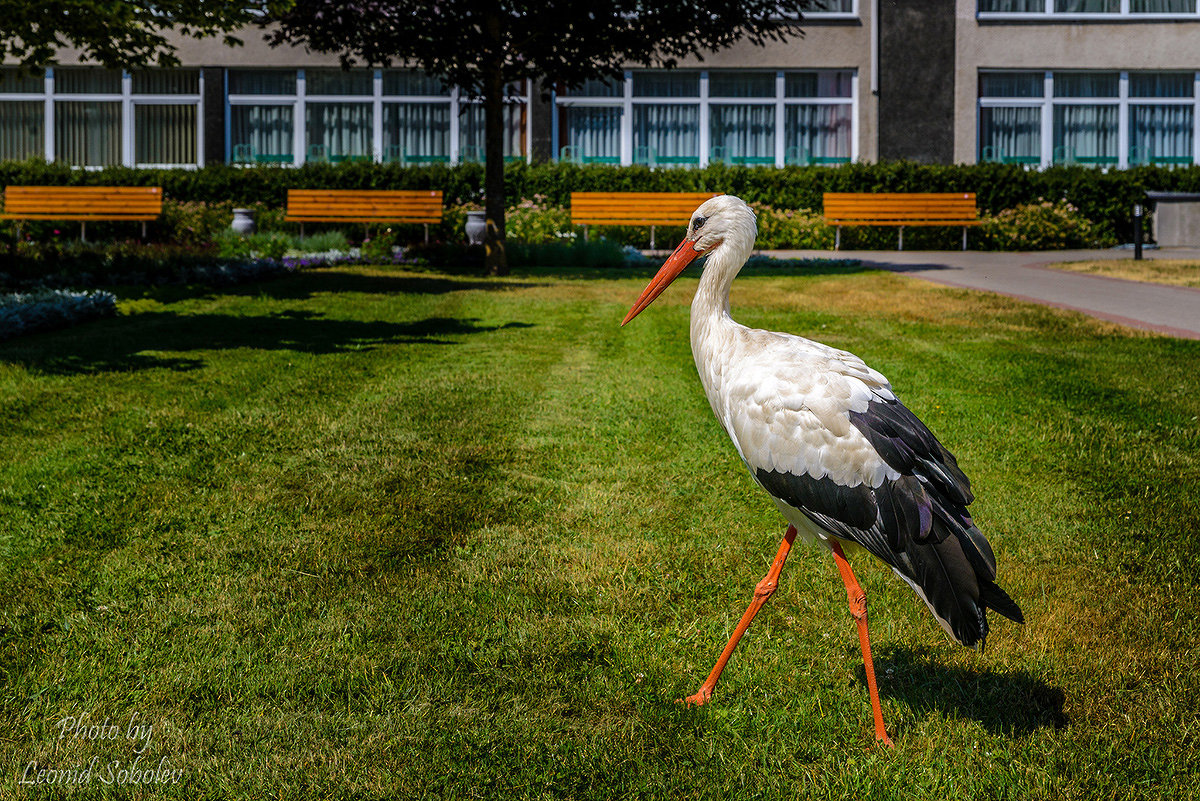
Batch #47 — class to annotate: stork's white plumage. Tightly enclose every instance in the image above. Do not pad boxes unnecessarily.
[623,195,1023,746]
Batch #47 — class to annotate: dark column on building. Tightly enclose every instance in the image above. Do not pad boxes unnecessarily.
[529,89,553,163]
[877,0,955,164]
[203,67,225,165]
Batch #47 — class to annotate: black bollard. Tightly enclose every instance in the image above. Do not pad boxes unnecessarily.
[1133,204,1143,261]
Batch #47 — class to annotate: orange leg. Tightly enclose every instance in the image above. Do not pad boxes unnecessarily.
[828,539,894,747]
[681,525,798,707]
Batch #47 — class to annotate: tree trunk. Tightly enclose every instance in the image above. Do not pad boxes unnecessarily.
[483,67,508,277]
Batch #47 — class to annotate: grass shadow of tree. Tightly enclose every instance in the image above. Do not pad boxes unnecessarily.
[0,310,534,375]
[866,644,1068,736]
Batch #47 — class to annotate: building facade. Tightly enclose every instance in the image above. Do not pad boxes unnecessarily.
[1,0,1197,170]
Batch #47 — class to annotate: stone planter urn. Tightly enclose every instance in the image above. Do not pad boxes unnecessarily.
[464,210,487,245]
[231,208,256,236]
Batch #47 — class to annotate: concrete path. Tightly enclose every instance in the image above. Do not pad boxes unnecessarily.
[766,247,1200,340]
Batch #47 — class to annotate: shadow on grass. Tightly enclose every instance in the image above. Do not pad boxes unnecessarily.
[1,310,534,375]
[857,259,960,274]
[111,267,533,303]
[868,644,1068,736]
[511,257,874,282]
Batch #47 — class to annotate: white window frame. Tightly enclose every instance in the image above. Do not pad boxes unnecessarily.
[977,69,1200,168]
[0,67,203,169]
[552,69,858,168]
[225,69,531,166]
[978,0,1200,19]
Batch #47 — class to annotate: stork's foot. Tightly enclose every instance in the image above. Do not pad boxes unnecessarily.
[678,686,713,707]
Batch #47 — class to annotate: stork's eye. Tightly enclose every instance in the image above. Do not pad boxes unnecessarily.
[692,216,707,232]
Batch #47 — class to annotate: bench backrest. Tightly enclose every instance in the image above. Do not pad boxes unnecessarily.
[3,186,163,220]
[285,189,443,223]
[823,192,978,223]
[571,192,720,226]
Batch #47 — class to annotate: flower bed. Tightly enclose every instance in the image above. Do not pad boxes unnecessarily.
[0,289,117,341]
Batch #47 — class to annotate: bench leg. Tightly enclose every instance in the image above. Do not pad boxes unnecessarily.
[835,226,841,251]
[424,223,429,245]
[81,221,87,243]
[898,226,904,251]
[962,226,968,251]
[650,225,656,251]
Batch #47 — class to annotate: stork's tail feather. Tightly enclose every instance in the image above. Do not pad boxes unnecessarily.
[893,520,1024,648]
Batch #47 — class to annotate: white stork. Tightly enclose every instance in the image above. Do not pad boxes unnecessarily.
[622,195,1023,746]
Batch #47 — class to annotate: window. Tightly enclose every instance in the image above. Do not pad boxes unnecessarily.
[0,69,44,160]
[553,68,857,167]
[979,0,1197,13]
[978,70,1198,167]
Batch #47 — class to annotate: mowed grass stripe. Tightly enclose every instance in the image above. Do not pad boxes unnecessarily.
[0,263,1197,799]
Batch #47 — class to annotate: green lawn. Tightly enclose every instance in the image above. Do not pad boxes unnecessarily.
[2,263,1198,799]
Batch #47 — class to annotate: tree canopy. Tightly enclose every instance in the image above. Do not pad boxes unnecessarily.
[267,1,808,274]
[0,0,288,69]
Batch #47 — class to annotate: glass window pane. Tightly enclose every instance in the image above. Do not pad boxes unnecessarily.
[1055,0,1118,9]
[558,106,622,162]
[382,70,446,96]
[784,104,852,163]
[633,71,699,98]
[710,105,775,163]
[979,0,1045,9]
[785,71,853,98]
[55,68,122,94]
[709,71,776,98]
[980,72,1045,98]
[0,102,44,159]
[133,69,199,95]
[306,103,373,160]
[1130,105,1193,164]
[230,105,294,163]
[383,102,450,163]
[1053,72,1119,97]
[632,104,699,164]
[1053,104,1119,163]
[306,69,373,96]
[135,104,196,164]
[459,104,527,160]
[1131,0,1195,10]
[979,106,1041,163]
[1130,72,1194,98]
[0,68,43,93]
[229,70,296,95]
[54,101,120,166]
[558,77,623,98]
[808,0,854,10]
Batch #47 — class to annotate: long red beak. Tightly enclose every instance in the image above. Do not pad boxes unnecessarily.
[621,239,704,325]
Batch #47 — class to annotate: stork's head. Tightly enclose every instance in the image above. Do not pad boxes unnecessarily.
[622,194,757,325]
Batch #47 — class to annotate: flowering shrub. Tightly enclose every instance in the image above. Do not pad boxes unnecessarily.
[751,203,836,250]
[505,196,575,244]
[0,288,117,340]
[979,200,1116,251]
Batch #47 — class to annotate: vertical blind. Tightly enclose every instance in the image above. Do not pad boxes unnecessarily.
[306,103,372,159]
[231,105,294,161]
[55,102,120,166]
[633,105,699,163]
[135,104,196,165]
[560,106,621,161]
[0,102,43,160]
[383,102,450,162]
[710,105,775,161]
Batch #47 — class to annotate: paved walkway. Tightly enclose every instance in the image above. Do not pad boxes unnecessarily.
[766,247,1200,339]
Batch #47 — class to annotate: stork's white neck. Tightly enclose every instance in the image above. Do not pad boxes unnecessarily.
[689,237,752,411]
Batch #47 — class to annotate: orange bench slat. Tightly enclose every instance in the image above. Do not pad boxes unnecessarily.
[2,186,163,221]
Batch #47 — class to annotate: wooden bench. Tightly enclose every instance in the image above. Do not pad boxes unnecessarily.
[823,192,981,251]
[571,192,720,249]
[1,185,163,241]
[284,189,443,241]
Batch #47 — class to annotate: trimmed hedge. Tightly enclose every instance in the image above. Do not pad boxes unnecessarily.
[3,158,1199,243]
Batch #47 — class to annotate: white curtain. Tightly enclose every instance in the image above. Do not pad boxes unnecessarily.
[306,103,372,159]
[383,102,449,162]
[135,104,196,165]
[54,101,120,167]
[1055,0,1119,10]
[460,103,526,159]
[709,104,774,162]
[230,105,294,161]
[0,101,43,160]
[560,106,621,162]
[979,106,1041,162]
[1053,104,1119,162]
[785,105,851,162]
[1131,0,1195,9]
[1130,105,1193,163]
[633,104,699,164]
